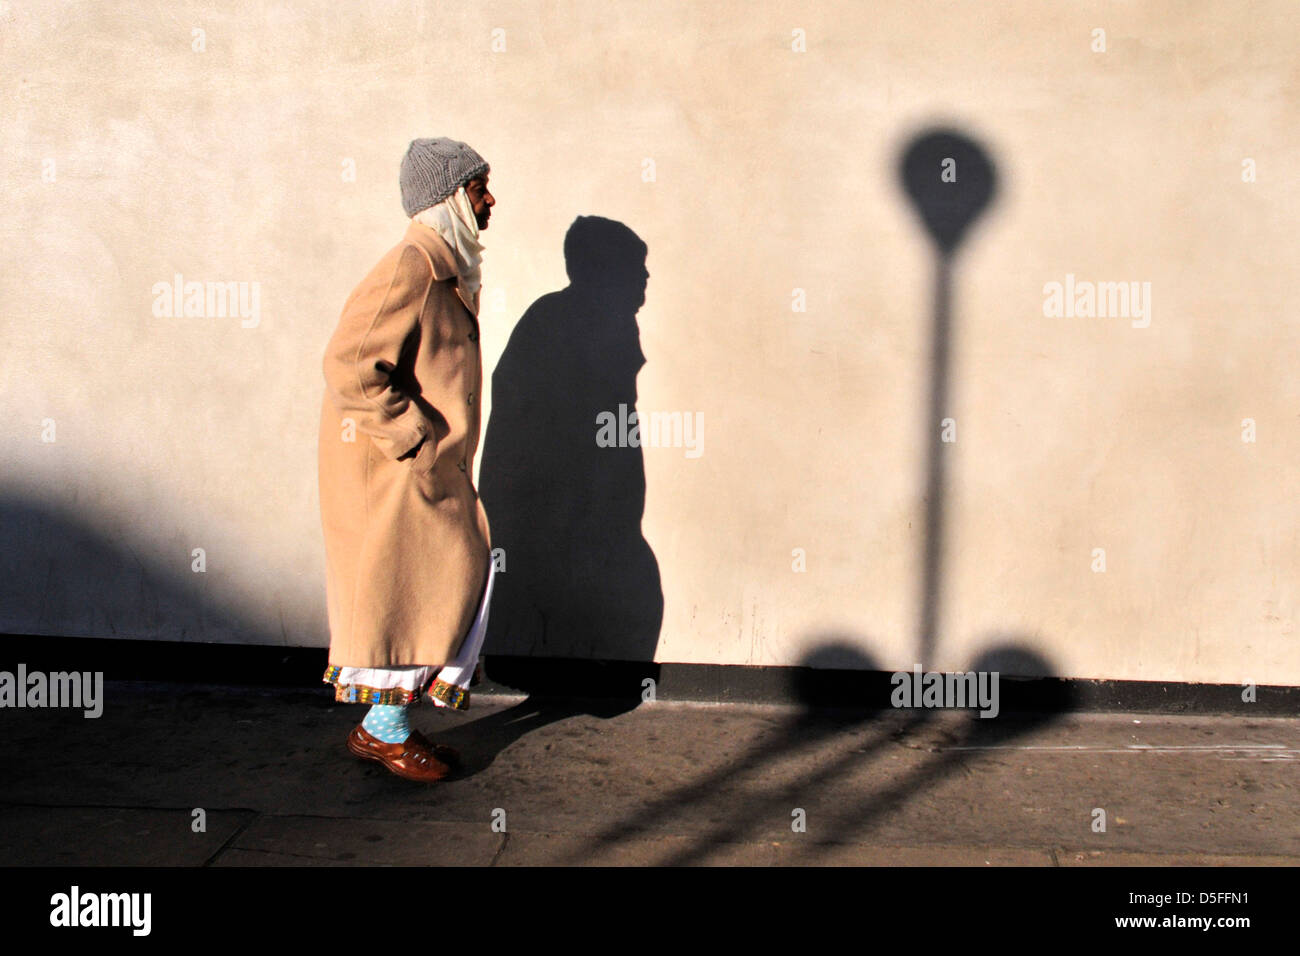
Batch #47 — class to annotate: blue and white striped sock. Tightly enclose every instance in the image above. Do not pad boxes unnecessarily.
[362,703,411,744]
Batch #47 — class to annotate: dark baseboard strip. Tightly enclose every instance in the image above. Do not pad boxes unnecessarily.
[0,634,1294,716]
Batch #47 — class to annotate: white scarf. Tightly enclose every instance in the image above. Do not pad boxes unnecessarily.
[413,185,485,304]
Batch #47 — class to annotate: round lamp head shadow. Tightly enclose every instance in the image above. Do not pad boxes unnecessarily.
[899,129,997,256]
[969,641,1075,730]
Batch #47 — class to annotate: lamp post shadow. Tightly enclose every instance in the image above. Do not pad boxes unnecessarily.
[899,128,997,670]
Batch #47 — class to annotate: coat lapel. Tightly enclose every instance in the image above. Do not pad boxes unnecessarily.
[404,220,480,320]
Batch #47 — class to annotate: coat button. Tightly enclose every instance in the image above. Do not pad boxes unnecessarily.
[467,391,475,405]
[457,459,467,472]
[468,330,479,342]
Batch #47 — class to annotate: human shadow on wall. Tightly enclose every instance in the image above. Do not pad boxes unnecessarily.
[477,216,663,710]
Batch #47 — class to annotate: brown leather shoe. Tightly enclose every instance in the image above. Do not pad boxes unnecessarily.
[347,725,451,782]
[408,730,461,769]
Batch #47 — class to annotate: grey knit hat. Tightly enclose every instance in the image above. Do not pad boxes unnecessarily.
[399,137,490,217]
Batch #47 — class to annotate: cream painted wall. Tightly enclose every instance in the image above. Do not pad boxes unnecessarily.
[1,1,1295,683]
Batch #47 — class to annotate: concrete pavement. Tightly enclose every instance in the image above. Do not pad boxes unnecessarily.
[1,681,1296,866]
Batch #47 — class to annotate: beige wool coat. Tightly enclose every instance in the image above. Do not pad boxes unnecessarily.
[318,219,492,667]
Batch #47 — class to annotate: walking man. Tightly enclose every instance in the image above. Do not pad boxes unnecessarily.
[318,137,497,782]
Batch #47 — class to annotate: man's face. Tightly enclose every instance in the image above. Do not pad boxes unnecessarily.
[466,176,494,230]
